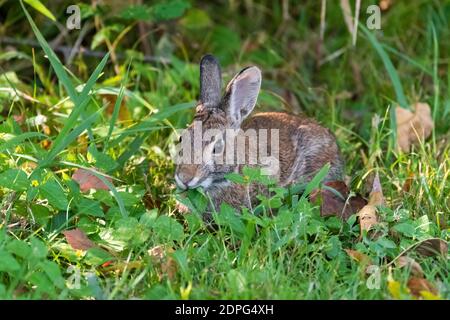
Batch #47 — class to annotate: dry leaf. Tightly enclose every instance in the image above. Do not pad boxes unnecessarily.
[345,249,372,265]
[148,245,177,280]
[402,171,415,192]
[414,238,448,257]
[72,168,112,192]
[358,173,383,236]
[379,0,392,11]
[310,181,367,220]
[395,256,424,277]
[396,102,434,152]
[102,94,131,122]
[62,228,95,251]
[407,277,438,298]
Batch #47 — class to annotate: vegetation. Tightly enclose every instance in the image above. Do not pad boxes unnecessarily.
[0,0,449,299]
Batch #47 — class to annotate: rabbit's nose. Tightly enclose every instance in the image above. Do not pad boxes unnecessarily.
[176,165,197,189]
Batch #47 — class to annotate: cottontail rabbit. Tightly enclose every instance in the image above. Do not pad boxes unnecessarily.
[175,54,344,216]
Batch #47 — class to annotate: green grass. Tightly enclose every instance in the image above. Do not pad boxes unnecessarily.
[0,0,449,299]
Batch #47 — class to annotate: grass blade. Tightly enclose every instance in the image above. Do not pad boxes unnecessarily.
[23,0,56,21]
[40,105,107,168]
[21,0,77,100]
[104,62,132,150]
[360,24,408,109]
[49,54,109,156]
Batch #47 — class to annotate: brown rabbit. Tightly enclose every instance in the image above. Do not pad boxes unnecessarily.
[175,54,344,216]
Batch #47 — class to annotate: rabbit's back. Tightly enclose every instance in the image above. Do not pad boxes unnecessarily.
[241,112,344,185]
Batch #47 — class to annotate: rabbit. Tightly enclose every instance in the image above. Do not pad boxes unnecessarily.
[174,54,344,218]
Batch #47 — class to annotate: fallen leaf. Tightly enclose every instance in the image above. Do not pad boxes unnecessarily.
[402,171,415,192]
[407,277,438,298]
[395,256,424,277]
[102,94,131,122]
[379,0,392,11]
[345,249,372,265]
[72,168,112,192]
[148,245,177,280]
[396,102,434,152]
[62,228,95,251]
[358,173,383,237]
[414,238,448,257]
[310,181,367,220]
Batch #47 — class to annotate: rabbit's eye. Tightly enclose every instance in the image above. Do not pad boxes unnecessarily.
[213,140,224,155]
[178,136,182,143]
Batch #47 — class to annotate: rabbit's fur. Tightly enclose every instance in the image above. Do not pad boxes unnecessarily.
[175,55,344,215]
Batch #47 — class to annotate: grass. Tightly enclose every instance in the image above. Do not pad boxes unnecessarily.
[0,0,449,299]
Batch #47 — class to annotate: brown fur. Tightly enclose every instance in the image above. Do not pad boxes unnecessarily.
[175,56,344,219]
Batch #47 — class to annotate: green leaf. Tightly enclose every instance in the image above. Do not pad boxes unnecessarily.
[120,4,152,20]
[39,260,65,289]
[76,198,104,217]
[39,181,68,210]
[217,203,246,236]
[152,0,191,21]
[30,238,48,260]
[180,9,211,29]
[113,217,139,241]
[84,247,114,266]
[23,0,56,21]
[30,203,52,225]
[88,145,118,172]
[0,250,21,273]
[139,209,158,228]
[376,237,397,249]
[224,172,246,184]
[6,240,31,259]
[29,271,56,296]
[152,215,184,242]
[393,222,416,237]
[0,169,29,191]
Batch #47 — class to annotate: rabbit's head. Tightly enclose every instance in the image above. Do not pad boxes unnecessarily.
[175,54,262,190]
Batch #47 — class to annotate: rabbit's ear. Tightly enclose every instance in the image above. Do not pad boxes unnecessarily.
[225,66,261,127]
[200,54,222,109]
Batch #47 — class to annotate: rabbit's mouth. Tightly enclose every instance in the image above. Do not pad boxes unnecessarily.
[175,174,213,190]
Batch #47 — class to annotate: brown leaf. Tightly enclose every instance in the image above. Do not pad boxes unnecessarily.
[395,256,424,277]
[102,94,131,122]
[414,238,448,257]
[379,0,392,11]
[148,245,177,280]
[407,277,437,298]
[310,181,367,220]
[62,228,95,251]
[402,172,415,192]
[345,249,372,265]
[396,102,434,152]
[72,168,112,192]
[358,173,383,236]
